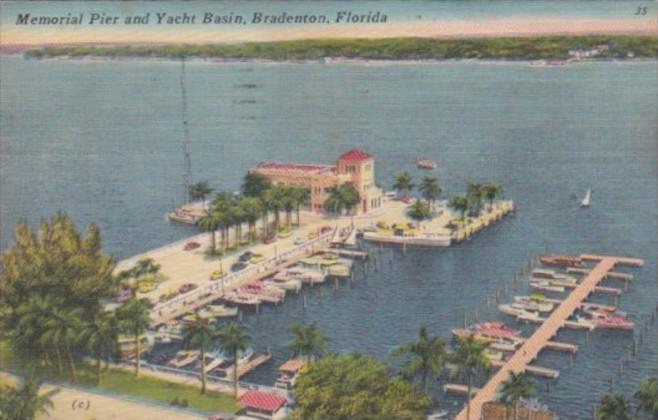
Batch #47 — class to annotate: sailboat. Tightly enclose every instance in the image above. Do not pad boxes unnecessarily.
[580,188,591,208]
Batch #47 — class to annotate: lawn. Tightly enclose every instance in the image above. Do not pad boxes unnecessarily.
[76,367,240,414]
[0,339,240,414]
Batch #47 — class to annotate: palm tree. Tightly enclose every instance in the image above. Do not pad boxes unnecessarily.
[282,188,297,227]
[117,298,150,377]
[288,322,326,363]
[83,311,119,385]
[183,315,218,394]
[450,335,491,420]
[393,172,414,199]
[217,323,250,398]
[497,371,535,420]
[229,201,246,246]
[448,195,469,221]
[263,187,284,233]
[241,172,271,198]
[241,197,264,241]
[596,394,632,420]
[0,379,59,420]
[196,215,220,254]
[15,295,62,374]
[466,182,483,216]
[133,258,160,278]
[391,326,447,392]
[292,187,310,226]
[189,181,214,204]
[407,201,430,229]
[635,377,658,419]
[419,177,442,210]
[325,184,361,216]
[481,183,503,212]
[44,307,84,383]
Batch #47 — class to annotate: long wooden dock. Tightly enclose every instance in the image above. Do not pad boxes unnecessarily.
[455,254,643,420]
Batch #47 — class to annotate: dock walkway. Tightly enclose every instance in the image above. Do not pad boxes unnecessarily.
[149,232,333,326]
[455,254,643,420]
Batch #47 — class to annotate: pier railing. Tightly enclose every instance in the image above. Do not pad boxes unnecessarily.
[149,231,333,324]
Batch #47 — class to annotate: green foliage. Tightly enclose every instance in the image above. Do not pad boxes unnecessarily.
[407,201,431,225]
[288,322,326,362]
[448,195,469,219]
[635,377,658,418]
[189,181,214,202]
[241,172,272,197]
[25,36,658,61]
[419,177,442,208]
[393,172,414,197]
[184,315,220,394]
[497,372,535,420]
[1,212,115,319]
[392,326,447,393]
[596,394,632,420]
[291,353,431,420]
[450,335,491,420]
[0,379,59,420]
[217,323,250,398]
[324,183,360,215]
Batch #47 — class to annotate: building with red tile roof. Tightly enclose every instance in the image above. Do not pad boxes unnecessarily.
[251,150,383,214]
[238,390,287,417]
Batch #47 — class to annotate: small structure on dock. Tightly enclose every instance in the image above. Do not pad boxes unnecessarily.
[482,401,555,420]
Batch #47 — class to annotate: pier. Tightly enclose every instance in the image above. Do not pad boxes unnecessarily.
[455,254,643,420]
[148,232,333,326]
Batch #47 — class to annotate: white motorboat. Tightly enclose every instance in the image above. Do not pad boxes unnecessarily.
[529,281,565,293]
[264,274,303,292]
[206,304,239,318]
[167,350,200,368]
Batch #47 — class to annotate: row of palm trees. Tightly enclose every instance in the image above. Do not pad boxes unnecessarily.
[448,182,504,219]
[12,294,152,386]
[393,172,443,207]
[392,327,539,420]
[596,377,658,419]
[194,175,310,254]
[182,318,326,398]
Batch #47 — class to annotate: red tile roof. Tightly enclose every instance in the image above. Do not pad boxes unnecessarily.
[239,390,287,413]
[257,162,334,174]
[279,358,306,373]
[338,149,372,162]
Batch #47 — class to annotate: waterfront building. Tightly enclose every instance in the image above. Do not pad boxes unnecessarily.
[250,149,384,214]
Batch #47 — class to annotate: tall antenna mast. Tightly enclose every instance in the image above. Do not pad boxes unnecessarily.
[180,57,192,204]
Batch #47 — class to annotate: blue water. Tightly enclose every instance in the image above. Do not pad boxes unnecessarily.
[1,55,656,418]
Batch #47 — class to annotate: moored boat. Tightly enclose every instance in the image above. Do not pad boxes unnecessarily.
[452,321,522,343]
[264,272,303,292]
[416,158,438,170]
[207,304,239,317]
[117,334,153,359]
[529,281,565,293]
[540,255,582,267]
[167,350,200,368]
[584,309,634,330]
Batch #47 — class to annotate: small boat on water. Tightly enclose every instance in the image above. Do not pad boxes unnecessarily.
[581,188,591,208]
[206,304,239,318]
[286,266,326,285]
[168,350,200,368]
[529,281,565,293]
[452,321,522,343]
[540,255,582,267]
[265,272,303,292]
[327,263,351,278]
[117,334,153,359]
[427,410,449,419]
[584,309,634,330]
[416,158,437,170]
[531,269,559,280]
[512,295,555,313]
[223,292,261,306]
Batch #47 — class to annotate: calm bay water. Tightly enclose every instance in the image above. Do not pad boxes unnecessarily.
[1,55,657,418]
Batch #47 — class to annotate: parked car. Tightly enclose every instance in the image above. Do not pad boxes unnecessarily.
[239,251,253,262]
[261,234,276,244]
[209,270,225,281]
[183,241,200,251]
[231,262,247,272]
[179,283,197,294]
[401,196,413,204]
[294,237,305,245]
[320,225,333,234]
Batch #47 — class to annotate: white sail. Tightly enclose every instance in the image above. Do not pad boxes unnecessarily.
[581,188,591,207]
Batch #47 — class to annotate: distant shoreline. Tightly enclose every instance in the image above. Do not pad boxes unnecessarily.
[12,36,658,62]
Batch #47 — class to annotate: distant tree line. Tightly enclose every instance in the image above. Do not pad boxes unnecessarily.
[23,35,658,61]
